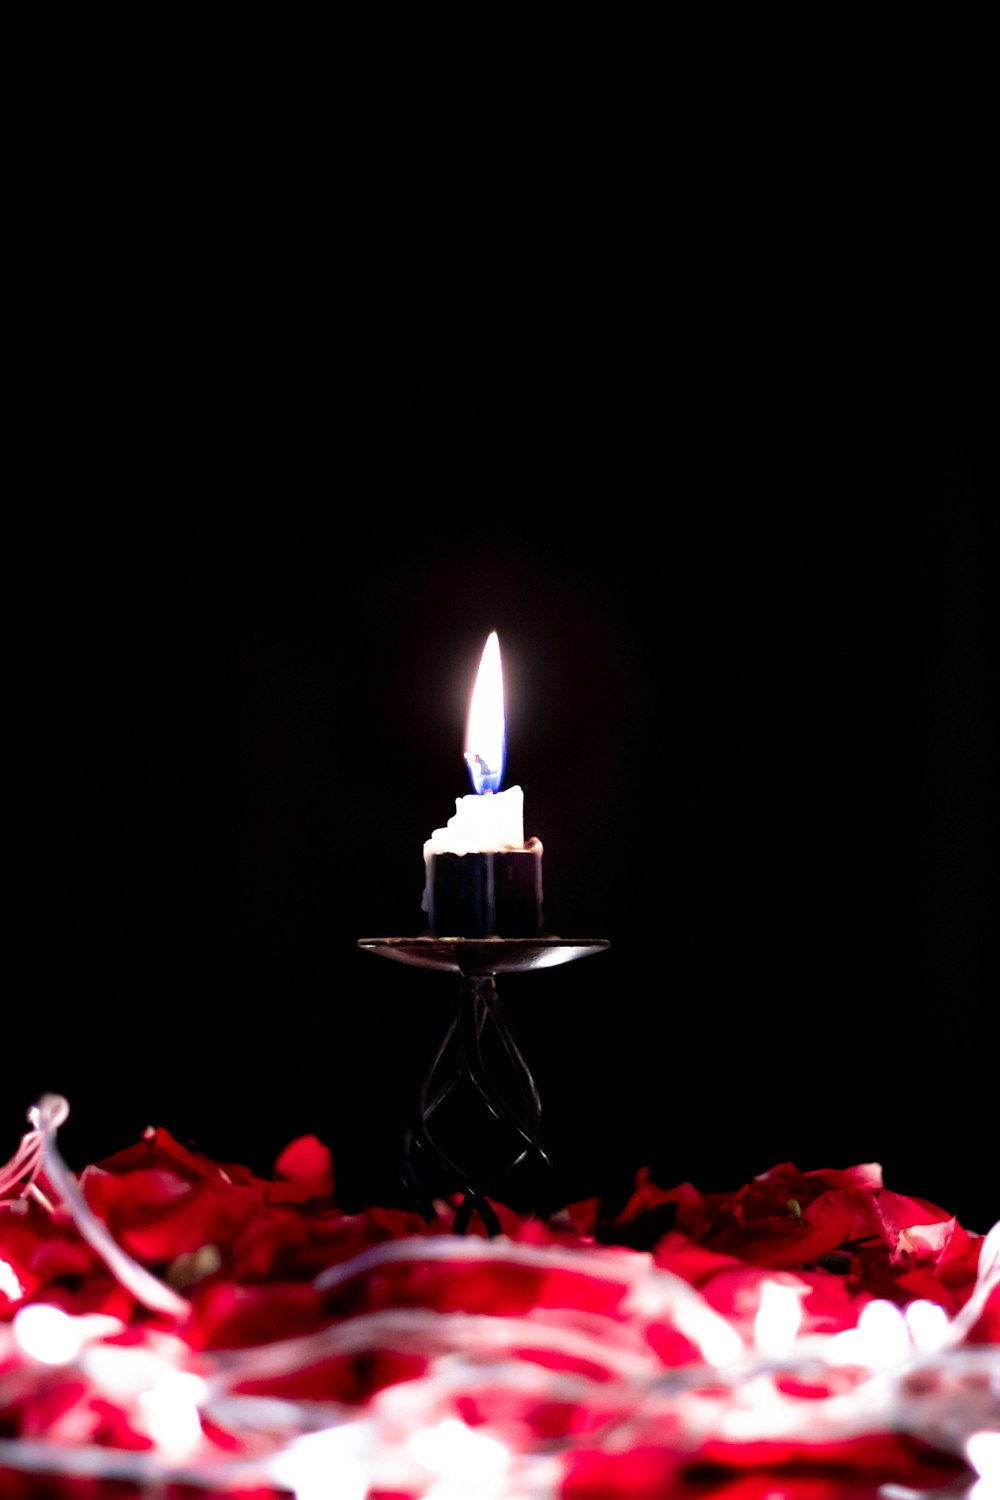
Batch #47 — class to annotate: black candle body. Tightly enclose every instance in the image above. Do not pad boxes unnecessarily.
[424,844,544,937]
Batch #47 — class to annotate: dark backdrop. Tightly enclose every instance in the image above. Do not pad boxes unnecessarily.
[10,283,996,1232]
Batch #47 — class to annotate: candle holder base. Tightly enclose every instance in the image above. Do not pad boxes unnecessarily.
[358,938,609,1235]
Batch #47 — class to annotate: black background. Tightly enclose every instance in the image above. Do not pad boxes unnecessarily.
[9,270,997,1232]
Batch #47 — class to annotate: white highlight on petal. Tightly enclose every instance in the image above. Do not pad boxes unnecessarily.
[13,1304,85,1365]
[754,1280,804,1358]
[408,1418,510,1494]
[0,1257,24,1302]
[678,1302,746,1367]
[969,1429,1000,1500]
[269,1423,371,1500]
[968,1430,1000,1479]
[824,1298,912,1368]
[855,1299,911,1367]
[81,1339,183,1398]
[903,1299,950,1353]
[137,1371,207,1460]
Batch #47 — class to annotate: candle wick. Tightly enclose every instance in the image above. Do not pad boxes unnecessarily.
[465,753,501,796]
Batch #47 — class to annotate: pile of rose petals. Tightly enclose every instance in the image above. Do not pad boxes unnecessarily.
[1,1116,997,1499]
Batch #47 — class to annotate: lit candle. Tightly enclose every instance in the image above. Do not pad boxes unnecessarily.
[422,632,544,937]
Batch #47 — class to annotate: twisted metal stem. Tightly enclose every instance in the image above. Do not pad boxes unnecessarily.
[402,973,550,1236]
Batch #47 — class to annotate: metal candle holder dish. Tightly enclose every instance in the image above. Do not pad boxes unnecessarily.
[358,937,609,1236]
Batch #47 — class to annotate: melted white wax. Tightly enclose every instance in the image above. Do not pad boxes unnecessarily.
[424,787,528,856]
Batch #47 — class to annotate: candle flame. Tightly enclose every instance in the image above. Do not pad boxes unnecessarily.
[464,631,505,795]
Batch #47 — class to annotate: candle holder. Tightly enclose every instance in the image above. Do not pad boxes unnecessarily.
[358,937,609,1236]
